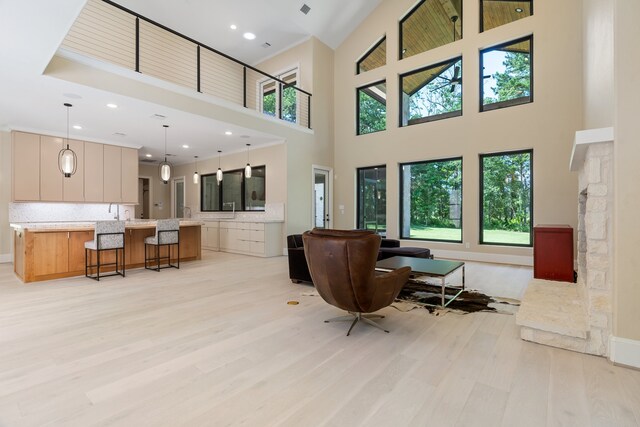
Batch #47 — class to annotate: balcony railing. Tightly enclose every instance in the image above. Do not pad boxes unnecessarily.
[61,0,312,129]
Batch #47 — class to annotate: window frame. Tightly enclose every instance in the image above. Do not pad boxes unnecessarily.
[258,67,299,124]
[480,0,533,33]
[200,165,267,212]
[356,79,387,136]
[356,35,386,75]
[399,156,464,243]
[356,164,387,234]
[479,35,534,112]
[398,56,463,127]
[479,149,533,247]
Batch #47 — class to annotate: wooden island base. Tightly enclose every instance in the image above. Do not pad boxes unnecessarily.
[13,224,201,283]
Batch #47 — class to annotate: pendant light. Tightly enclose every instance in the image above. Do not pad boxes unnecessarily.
[193,156,199,184]
[216,150,223,184]
[244,143,252,178]
[58,103,77,178]
[159,124,172,184]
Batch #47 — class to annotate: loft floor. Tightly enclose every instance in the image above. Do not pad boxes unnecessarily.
[0,252,638,426]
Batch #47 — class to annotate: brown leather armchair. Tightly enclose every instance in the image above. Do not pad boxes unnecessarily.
[302,228,411,336]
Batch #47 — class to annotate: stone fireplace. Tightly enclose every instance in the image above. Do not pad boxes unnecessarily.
[575,135,614,356]
[517,127,614,357]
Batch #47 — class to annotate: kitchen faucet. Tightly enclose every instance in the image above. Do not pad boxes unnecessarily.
[108,203,120,220]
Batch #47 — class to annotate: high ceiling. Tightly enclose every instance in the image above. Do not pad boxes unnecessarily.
[92,0,382,65]
[0,0,381,164]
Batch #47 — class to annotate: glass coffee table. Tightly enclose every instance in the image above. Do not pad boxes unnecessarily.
[376,256,465,307]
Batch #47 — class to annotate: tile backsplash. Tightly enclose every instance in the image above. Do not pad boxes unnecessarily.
[9,203,136,223]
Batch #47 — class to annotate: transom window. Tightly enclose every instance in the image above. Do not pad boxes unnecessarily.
[400,157,463,242]
[481,0,533,33]
[400,0,462,60]
[400,57,462,126]
[480,150,532,246]
[357,81,387,135]
[260,68,298,124]
[357,36,386,74]
[481,35,533,111]
[357,165,387,235]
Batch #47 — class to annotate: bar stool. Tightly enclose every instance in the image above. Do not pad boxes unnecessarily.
[85,220,126,281]
[144,219,180,271]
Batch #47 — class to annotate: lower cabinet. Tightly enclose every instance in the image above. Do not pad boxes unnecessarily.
[201,221,220,250]
[16,230,93,282]
[14,225,203,283]
[216,221,282,257]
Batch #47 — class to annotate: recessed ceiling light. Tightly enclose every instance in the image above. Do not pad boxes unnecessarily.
[230,24,237,30]
[145,154,152,158]
[106,103,118,109]
[225,131,233,135]
[182,144,189,148]
[515,7,523,13]
[243,32,256,40]
[73,125,82,130]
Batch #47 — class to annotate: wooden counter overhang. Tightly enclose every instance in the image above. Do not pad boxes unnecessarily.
[11,221,203,283]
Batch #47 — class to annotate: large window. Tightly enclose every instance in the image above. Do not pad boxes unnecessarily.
[481,36,533,111]
[480,150,532,246]
[260,68,298,124]
[400,57,462,126]
[201,165,266,212]
[357,166,386,235]
[400,0,462,60]
[357,81,387,135]
[481,0,532,33]
[357,36,386,74]
[400,158,462,242]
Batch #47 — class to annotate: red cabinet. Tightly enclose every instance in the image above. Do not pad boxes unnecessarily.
[533,225,574,282]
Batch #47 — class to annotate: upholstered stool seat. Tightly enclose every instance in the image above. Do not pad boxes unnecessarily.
[144,219,180,271]
[85,220,126,281]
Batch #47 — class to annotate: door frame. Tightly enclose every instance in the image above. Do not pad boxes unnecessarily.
[171,176,186,218]
[311,165,333,229]
[139,175,153,219]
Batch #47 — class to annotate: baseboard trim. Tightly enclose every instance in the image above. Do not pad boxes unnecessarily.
[0,253,12,264]
[433,249,533,266]
[610,336,640,369]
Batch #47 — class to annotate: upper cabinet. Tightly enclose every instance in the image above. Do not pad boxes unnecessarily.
[103,145,122,202]
[12,132,40,201]
[11,131,137,204]
[121,147,138,203]
[84,142,104,202]
[40,136,63,201]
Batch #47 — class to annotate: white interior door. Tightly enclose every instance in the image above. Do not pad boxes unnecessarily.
[312,166,332,229]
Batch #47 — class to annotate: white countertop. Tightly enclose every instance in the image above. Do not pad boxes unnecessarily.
[10,219,205,231]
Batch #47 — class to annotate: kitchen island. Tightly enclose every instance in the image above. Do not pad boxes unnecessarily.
[11,220,203,283]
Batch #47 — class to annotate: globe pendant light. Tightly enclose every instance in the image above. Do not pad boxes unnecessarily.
[216,150,223,185]
[244,143,252,178]
[193,156,199,184]
[58,103,77,178]
[159,124,172,184]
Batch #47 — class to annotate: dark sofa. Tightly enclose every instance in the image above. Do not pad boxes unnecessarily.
[287,232,431,284]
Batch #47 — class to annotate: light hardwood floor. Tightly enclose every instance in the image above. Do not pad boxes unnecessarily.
[0,251,638,427]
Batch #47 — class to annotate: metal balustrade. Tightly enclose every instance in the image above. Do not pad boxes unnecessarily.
[61,0,312,129]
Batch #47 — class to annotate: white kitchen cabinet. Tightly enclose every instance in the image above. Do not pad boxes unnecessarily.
[201,221,219,250]
[217,221,282,257]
